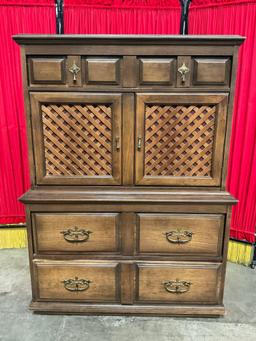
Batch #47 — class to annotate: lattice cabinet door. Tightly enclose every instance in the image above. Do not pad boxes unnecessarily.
[135,93,228,186]
[30,93,122,185]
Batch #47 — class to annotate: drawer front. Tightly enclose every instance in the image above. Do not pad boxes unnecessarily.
[28,56,122,87]
[136,262,222,304]
[138,214,224,256]
[35,261,119,302]
[33,213,120,253]
[192,58,231,86]
[138,58,176,86]
[29,58,66,85]
[83,57,122,85]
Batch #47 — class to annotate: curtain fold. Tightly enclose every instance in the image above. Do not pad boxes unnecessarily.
[0,0,255,243]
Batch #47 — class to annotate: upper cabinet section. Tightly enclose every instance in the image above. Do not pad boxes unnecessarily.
[14,35,244,188]
[15,34,244,90]
[27,55,232,89]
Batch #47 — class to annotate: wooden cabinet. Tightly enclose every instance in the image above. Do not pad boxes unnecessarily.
[15,34,244,316]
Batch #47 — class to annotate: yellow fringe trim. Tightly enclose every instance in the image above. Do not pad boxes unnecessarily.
[0,228,27,249]
[227,240,253,266]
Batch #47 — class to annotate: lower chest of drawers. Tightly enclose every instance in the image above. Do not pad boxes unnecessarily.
[23,197,232,316]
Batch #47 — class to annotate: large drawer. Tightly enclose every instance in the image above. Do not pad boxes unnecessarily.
[35,260,120,302]
[136,262,222,304]
[32,213,120,253]
[137,214,224,257]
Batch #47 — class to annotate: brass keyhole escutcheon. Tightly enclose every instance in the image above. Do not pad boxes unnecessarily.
[178,63,190,82]
[69,61,80,82]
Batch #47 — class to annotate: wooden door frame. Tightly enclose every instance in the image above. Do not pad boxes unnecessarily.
[30,92,122,185]
[135,93,229,186]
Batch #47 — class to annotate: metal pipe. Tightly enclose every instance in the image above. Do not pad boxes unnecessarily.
[179,0,192,35]
[55,0,64,34]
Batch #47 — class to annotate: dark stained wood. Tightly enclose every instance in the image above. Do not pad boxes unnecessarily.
[193,58,231,86]
[33,213,120,253]
[135,93,228,186]
[136,262,222,304]
[29,301,225,316]
[30,92,122,185]
[13,34,245,46]
[120,263,135,304]
[15,34,243,316]
[19,189,237,204]
[221,46,240,189]
[137,213,224,256]
[29,57,66,84]
[120,213,136,256]
[122,93,134,185]
[122,56,137,87]
[35,260,120,302]
[139,58,176,86]
[85,58,121,85]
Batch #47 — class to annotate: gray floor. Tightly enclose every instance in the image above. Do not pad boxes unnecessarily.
[0,249,255,341]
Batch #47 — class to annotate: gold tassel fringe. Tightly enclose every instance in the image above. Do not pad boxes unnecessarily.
[0,228,27,249]
[227,240,253,266]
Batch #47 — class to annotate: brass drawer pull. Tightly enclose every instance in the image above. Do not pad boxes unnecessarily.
[62,277,91,292]
[137,136,142,150]
[165,229,193,244]
[69,61,80,82]
[61,226,92,243]
[178,63,190,82]
[163,279,191,294]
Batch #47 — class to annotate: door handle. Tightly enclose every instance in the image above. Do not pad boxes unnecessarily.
[137,136,142,150]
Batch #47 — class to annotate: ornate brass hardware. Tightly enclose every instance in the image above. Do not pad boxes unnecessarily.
[163,279,191,294]
[62,277,91,292]
[165,229,193,244]
[115,136,120,151]
[60,226,92,243]
[178,63,190,82]
[69,61,80,81]
[137,136,142,150]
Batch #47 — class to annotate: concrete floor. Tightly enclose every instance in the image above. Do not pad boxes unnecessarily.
[0,249,255,341]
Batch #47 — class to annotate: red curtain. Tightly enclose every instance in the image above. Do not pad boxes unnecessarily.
[0,0,255,243]
[0,0,55,224]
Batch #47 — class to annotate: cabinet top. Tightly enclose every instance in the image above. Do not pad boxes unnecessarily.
[13,34,245,46]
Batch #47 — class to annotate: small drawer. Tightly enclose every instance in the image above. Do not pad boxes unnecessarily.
[136,262,222,304]
[28,57,66,85]
[138,58,176,86]
[192,58,231,86]
[137,214,224,257]
[33,213,120,253]
[35,260,120,302]
[83,57,122,85]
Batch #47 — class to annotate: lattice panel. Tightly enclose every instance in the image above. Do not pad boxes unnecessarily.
[41,103,112,176]
[144,104,216,177]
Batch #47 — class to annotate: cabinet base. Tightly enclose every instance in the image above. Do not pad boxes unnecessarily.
[30,301,225,317]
